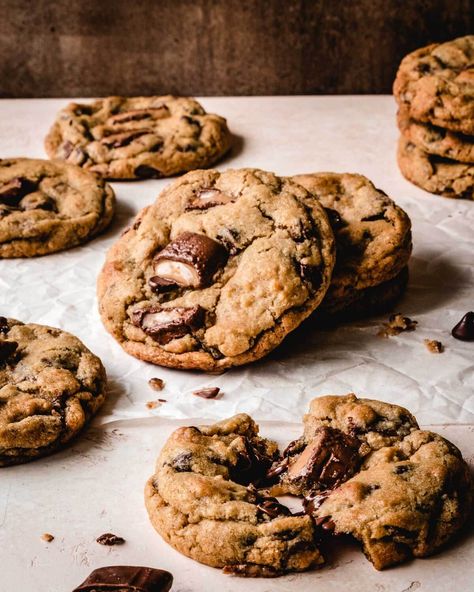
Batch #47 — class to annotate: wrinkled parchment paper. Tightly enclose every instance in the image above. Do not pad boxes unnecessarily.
[0,97,473,591]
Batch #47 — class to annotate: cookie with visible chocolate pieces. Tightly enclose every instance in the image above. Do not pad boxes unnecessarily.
[393,35,474,135]
[0,318,107,466]
[0,158,115,257]
[292,173,412,315]
[45,96,232,180]
[398,136,474,200]
[145,413,324,575]
[98,168,335,371]
[271,394,472,570]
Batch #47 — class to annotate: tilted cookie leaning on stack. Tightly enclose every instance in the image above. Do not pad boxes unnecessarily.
[97,168,336,371]
[45,96,232,180]
[145,394,472,576]
[394,35,474,200]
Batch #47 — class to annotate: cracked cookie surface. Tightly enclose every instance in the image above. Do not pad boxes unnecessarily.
[98,168,335,371]
[292,173,412,314]
[398,136,474,200]
[0,158,115,258]
[393,35,474,134]
[270,394,472,570]
[0,317,107,466]
[45,96,232,180]
[145,414,324,576]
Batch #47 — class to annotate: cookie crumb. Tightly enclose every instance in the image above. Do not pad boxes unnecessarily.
[41,533,54,543]
[146,399,167,409]
[96,533,125,546]
[148,377,165,391]
[424,339,444,353]
[192,387,221,399]
[378,313,418,337]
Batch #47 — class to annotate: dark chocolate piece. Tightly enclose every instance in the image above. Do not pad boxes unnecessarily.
[223,563,283,578]
[256,497,292,519]
[324,207,345,230]
[131,305,205,345]
[96,532,126,546]
[286,426,360,491]
[231,436,275,486]
[154,232,228,288]
[186,188,236,210]
[298,263,322,288]
[192,387,221,399]
[73,566,173,592]
[148,276,178,293]
[0,340,18,364]
[0,317,8,334]
[20,193,56,211]
[134,165,163,179]
[101,130,151,149]
[108,106,169,125]
[452,312,474,341]
[0,177,36,206]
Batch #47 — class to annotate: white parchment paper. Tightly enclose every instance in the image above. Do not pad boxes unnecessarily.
[0,97,473,591]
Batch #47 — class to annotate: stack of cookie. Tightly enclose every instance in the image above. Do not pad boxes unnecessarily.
[394,35,474,200]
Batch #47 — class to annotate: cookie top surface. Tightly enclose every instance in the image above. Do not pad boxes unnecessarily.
[393,36,474,134]
[398,136,474,200]
[45,96,232,180]
[269,394,471,570]
[398,108,474,164]
[145,413,324,575]
[292,173,412,303]
[98,168,336,370]
[0,158,115,257]
[0,318,107,466]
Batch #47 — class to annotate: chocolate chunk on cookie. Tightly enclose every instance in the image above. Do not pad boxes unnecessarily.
[292,173,412,315]
[0,318,107,466]
[145,414,324,575]
[0,158,115,258]
[394,35,474,134]
[98,168,335,371]
[45,96,232,180]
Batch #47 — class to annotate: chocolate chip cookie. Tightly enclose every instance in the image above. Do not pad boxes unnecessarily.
[393,35,474,135]
[45,96,232,180]
[0,317,107,466]
[98,168,335,371]
[398,136,474,200]
[0,158,115,257]
[271,394,472,570]
[398,107,474,164]
[145,414,324,576]
[292,173,412,316]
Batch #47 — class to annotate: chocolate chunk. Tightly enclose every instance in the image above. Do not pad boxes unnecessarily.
[0,204,15,217]
[148,276,178,293]
[314,516,336,532]
[101,130,151,148]
[131,305,205,345]
[148,377,165,391]
[256,497,291,519]
[298,263,322,288]
[73,566,173,592]
[303,489,332,514]
[0,317,8,334]
[108,106,170,124]
[169,452,193,472]
[192,387,221,399]
[186,188,236,210]
[0,340,18,364]
[223,563,282,578]
[0,177,36,206]
[20,193,56,211]
[265,456,289,481]
[324,207,345,230]
[153,232,228,288]
[452,312,474,341]
[286,426,360,491]
[134,165,163,179]
[231,437,274,486]
[96,532,126,546]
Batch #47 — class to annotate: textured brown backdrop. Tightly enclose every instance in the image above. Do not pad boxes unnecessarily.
[0,0,472,97]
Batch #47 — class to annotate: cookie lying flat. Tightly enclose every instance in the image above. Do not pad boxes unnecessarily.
[393,35,474,135]
[45,96,232,180]
[145,414,324,576]
[398,108,474,164]
[98,168,335,371]
[0,158,115,257]
[398,136,474,200]
[270,394,472,570]
[0,318,107,466]
[292,173,412,314]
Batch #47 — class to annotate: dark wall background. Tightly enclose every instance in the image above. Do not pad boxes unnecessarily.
[0,0,472,97]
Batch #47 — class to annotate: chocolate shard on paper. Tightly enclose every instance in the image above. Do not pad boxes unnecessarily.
[153,232,228,288]
[131,305,205,345]
[452,312,474,341]
[192,386,220,399]
[186,187,236,210]
[72,565,173,592]
[96,532,126,546]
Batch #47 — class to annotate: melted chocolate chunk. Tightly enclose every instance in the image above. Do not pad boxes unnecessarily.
[287,426,360,492]
[148,276,178,293]
[0,340,18,364]
[73,566,173,592]
[256,497,292,519]
[231,437,275,486]
[108,106,170,124]
[131,305,205,345]
[153,232,228,288]
[452,312,474,341]
[0,177,37,206]
[134,165,163,179]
